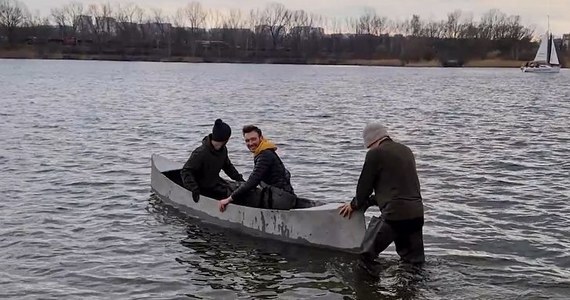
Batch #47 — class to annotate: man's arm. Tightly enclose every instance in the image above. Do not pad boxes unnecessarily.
[350,150,380,210]
[230,151,272,200]
[223,156,245,182]
[180,149,202,193]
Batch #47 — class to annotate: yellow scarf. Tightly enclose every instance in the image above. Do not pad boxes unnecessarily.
[253,138,277,157]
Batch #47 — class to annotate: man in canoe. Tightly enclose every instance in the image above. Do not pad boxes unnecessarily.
[338,122,425,277]
[219,125,297,212]
[180,119,245,202]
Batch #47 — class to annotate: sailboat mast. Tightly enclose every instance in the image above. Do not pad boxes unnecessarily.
[547,34,552,64]
[546,15,551,64]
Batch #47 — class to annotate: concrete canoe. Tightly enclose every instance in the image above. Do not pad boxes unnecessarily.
[150,154,366,253]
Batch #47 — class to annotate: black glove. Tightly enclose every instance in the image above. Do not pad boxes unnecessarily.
[192,191,200,203]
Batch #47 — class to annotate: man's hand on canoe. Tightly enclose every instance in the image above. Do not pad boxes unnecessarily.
[338,203,354,219]
[219,197,232,212]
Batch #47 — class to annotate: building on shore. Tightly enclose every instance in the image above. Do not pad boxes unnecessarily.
[563,34,570,53]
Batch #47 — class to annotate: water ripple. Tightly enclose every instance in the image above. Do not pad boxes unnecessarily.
[0,60,569,299]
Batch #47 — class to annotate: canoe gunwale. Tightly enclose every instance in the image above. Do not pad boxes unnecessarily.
[150,154,366,253]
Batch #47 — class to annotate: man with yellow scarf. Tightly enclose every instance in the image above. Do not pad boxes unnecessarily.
[219,125,297,212]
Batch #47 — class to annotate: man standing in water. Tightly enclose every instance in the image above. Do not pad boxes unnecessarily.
[180,119,244,202]
[339,122,425,277]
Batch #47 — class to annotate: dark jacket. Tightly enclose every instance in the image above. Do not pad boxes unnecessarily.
[231,149,295,200]
[350,139,424,221]
[180,135,244,193]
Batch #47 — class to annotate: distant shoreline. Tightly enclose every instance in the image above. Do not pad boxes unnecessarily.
[0,49,558,69]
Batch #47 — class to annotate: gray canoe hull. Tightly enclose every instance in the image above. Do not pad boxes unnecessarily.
[150,154,366,253]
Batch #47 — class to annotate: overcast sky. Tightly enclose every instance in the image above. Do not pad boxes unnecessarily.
[21,0,570,35]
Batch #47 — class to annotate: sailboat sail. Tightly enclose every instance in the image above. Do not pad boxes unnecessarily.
[522,24,561,73]
[550,38,560,65]
[534,33,549,62]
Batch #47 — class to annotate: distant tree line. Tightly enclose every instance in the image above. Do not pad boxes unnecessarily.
[1,0,568,64]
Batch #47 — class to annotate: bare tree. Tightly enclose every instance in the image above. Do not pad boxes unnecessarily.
[247,7,275,52]
[479,9,506,40]
[289,9,311,37]
[328,17,343,34]
[87,3,113,47]
[25,10,48,27]
[323,16,346,57]
[1,0,544,63]
[19,9,49,43]
[0,0,29,44]
[50,2,84,38]
[150,8,168,24]
[152,9,170,38]
[457,13,476,39]
[171,6,188,51]
[409,15,423,37]
[184,1,207,30]
[260,3,291,49]
[115,3,144,24]
[207,9,225,29]
[355,8,388,35]
[172,7,185,28]
[247,8,263,30]
[65,2,83,34]
[223,9,245,29]
[289,10,325,56]
[290,10,311,28]
[182,2,207,55]
[345,16,356,34]
[445,10,462,39]
[219,8,249,52]
[505,15,532,40]
[388,19,409,36]
[114,3,145,43]
[355,8,374,34]
[148,8,171,53]
[371,15,387,36]
[50,7,66,37]
[424,20,445,39]
[289,9,311,55]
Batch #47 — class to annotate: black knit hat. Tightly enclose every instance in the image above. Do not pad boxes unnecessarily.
[212,119,231,142]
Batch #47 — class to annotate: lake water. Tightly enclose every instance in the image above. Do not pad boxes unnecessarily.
[1,59,569,299]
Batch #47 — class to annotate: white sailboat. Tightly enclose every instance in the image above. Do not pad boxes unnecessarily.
[521,32,561,73]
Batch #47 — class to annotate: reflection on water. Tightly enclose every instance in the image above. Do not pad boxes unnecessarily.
[147,195,431,300]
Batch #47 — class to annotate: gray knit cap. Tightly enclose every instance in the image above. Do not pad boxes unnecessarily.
[362,123,389,148]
